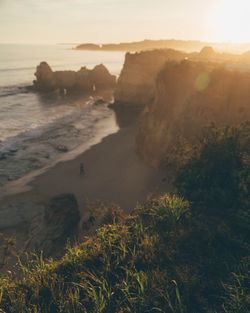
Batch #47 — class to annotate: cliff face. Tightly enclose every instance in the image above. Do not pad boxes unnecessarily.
[33,62,116,94]
[136,61,250,166]
[114,47,250,107]
[114,50,186,106]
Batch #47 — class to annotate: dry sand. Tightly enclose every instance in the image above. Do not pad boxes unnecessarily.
[28,125,168,212]
[0,109,169,233]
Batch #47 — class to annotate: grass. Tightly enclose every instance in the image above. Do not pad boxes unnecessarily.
[0,193,249,313]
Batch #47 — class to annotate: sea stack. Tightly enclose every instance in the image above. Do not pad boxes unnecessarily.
[33,62,116,94]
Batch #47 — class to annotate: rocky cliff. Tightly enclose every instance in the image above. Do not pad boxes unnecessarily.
[114,47,250,107]
[33,62,116,94]
[136,60,250,166]
[114,49,186,106]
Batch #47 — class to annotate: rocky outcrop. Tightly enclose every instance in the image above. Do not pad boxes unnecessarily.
[114,49,186,106]
[33,62,57,91]
[33,62,116,94]
[114,46,250,107]
[27,194,80,256]
[199,46,215,58]
[137,60,250,166]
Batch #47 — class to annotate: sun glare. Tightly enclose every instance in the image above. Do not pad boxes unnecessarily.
[214,0,250,43]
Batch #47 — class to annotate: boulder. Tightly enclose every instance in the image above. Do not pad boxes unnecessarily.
[94,97,106,105]
[27,194,80,256]
[56,144,69,152]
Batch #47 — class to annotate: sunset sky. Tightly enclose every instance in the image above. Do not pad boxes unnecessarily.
[0,0,249,44]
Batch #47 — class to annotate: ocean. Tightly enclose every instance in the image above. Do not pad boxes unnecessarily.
[0,44,125,188]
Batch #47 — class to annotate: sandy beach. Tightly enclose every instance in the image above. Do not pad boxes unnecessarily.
[0,107,169,238]
[28,125,168,211]
[0,105,170,271]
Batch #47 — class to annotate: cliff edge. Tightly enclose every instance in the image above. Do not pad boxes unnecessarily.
[137,60,250,166]
[114,47,250,108]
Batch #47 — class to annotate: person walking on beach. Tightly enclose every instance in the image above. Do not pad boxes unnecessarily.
[80,162,85,176]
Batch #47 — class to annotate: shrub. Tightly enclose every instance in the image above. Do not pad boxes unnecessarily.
[222,257,250,313]
[175,123,250,217]
[0,195,189,313]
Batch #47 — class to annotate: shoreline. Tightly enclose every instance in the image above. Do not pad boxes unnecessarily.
[0,108,169,232]
[0,109,119,199]
[28,125,168,211]
[0,104,170,271]
[0,89,117,190]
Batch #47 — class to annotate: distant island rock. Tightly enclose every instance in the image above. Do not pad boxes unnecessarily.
[33,62,116,94]
[75,39,250,53]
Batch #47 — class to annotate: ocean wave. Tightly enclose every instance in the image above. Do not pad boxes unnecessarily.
[0,102,117,188]
[0,99,103,150]
[0,84,30,98]
[0,66,35,72]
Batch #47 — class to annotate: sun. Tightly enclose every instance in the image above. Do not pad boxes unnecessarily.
[213,0,250,43]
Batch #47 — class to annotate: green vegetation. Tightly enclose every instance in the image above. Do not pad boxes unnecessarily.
[176,123,250,216]
[0,123,249,313]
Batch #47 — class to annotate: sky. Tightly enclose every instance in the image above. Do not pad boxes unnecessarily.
[0,0,250,44]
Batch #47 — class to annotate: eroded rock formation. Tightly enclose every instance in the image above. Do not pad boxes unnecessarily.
[114,47,250,107]
[33,62,116,94]
[34,62,57,91]
[114,49,186,106]
[136,60,250,166]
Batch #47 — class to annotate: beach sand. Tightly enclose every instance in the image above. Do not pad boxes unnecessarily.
[29,125,168,211]
[0,106,169,270]
[1,104,169,209]
[1,123,168,212]
[0,107,170,263]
